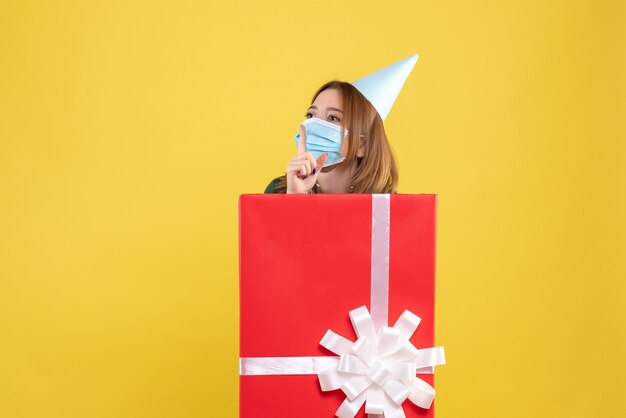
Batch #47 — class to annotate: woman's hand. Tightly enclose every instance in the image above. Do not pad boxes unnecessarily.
[286,125,328,194]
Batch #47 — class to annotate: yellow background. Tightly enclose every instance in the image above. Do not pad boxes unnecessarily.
[1,1,625,417]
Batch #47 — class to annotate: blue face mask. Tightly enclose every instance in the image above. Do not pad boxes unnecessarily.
[294,117,348,167]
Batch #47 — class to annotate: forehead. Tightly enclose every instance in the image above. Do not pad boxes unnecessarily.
[312,88,343,109]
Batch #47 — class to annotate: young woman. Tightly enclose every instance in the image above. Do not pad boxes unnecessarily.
[264,80,399,194]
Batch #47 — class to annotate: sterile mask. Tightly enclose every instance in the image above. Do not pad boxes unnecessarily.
[294,117,348,167]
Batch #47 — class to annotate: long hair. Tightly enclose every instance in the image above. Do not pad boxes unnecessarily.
[274,80,399,193]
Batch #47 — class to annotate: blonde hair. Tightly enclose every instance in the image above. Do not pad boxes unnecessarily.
[275,80,399,193]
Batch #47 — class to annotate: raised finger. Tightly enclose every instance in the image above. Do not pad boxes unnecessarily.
[297,125,307,155]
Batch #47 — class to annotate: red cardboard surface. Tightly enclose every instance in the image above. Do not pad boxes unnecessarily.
[239,194,437,417]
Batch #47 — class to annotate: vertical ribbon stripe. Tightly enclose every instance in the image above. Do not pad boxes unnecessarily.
[370,194,390,332]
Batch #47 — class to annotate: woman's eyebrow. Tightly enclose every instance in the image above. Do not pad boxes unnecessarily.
[308,105,343,113]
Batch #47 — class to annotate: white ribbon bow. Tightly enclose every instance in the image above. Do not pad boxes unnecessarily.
[318,306,446,418]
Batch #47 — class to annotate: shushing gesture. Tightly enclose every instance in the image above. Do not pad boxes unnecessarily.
[286,125,328,194]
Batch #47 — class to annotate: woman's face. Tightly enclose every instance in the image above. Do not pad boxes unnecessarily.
[305,89,350,168]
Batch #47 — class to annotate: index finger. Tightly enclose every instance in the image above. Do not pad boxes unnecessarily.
[297,125,307,155]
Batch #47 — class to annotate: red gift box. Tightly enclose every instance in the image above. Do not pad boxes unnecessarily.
[239,194,443,417]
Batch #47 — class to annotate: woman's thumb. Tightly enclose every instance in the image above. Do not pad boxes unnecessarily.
[313,153,328,178]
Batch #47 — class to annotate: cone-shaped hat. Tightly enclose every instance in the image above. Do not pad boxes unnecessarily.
[351,54,418,121]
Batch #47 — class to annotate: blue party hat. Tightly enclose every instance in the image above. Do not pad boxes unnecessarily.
[351,54,418,122]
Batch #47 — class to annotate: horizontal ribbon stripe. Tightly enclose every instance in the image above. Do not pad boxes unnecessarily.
[240,356,339,375]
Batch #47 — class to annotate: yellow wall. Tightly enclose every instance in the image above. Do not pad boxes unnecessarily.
[1,1,624,417]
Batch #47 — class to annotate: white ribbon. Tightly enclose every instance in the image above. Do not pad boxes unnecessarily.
[239,194,446,417]
[240,356,339,375]
[370,193,390,331]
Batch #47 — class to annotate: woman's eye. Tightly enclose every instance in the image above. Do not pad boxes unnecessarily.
[305,112,313,118]
[329,115,341,122]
